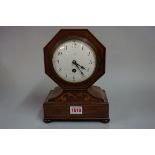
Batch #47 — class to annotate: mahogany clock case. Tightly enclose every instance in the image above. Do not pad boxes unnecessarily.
[43,86,109,123]
[43,29,110,123]
[44,29,106,90]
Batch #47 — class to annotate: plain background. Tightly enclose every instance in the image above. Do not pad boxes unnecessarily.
[0,26,155,129]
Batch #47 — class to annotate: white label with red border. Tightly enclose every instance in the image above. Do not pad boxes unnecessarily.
[70,106,82,114]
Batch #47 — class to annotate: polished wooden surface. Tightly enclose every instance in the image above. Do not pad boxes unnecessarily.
[43,86,110,123]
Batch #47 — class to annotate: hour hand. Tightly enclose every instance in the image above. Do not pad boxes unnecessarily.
[72,60,78,65]
[72,60,86,70]
[72,60,85,77]
[80,66,86,70]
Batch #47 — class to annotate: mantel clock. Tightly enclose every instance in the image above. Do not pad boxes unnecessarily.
[43,29,110,123]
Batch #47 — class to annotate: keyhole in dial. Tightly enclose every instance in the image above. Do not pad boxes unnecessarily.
[72,69,77,73]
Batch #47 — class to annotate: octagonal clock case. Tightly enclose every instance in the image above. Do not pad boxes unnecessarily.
[43,29,110,123]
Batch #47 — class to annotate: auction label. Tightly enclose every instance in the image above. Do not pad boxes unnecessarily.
[70,106,82,114]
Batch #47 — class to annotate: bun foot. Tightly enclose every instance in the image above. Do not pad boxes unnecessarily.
[101,118,110,123]
[44,119,52,123]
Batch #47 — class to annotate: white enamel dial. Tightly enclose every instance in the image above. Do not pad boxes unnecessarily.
[52,39,96,83]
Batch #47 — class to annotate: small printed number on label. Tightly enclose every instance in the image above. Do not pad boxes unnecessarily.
[70,106,82,114]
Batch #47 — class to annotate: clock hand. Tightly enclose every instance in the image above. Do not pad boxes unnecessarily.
[72,60,86,70]
[75,64,85,77]
[72,60,85,77]
[80,66,86,70]
[78,67,85,77]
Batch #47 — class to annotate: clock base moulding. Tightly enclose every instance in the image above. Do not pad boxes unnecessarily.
[43,86,110,123]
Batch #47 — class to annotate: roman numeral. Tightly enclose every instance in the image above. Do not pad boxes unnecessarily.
[72,41,77,48]
[58,52,62,56]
